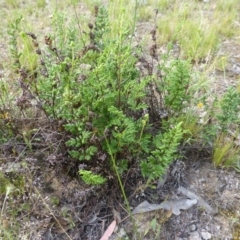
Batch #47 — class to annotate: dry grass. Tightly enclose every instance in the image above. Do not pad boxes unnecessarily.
[213,132,240,168]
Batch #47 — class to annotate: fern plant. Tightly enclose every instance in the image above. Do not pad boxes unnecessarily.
[8,5,188,187]
[79,170,106,185]
[217,87,240,131]
[141,122,184,181]
[157,58,192,119]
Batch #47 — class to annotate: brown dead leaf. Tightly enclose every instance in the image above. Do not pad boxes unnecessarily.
[112,209,121,224]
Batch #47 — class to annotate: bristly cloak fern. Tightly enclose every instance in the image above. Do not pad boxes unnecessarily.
[140,122,183,180]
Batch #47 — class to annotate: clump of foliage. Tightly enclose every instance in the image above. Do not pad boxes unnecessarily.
[216,87,240,131]
[5,4,190,187]
[213,133,240,169]
[141,122,183,181]
[5,6,193,186]
[208,87,240,170]
[79,170,106,185]
[160,59,191,116]
[7,2,240,188]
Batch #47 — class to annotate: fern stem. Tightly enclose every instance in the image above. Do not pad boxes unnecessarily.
[104,131,131,214]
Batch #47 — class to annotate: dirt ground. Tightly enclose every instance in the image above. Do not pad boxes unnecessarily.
[1,1,240,240]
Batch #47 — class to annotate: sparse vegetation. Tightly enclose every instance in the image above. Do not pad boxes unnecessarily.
[1,0,240,239]
[213,132,240,169]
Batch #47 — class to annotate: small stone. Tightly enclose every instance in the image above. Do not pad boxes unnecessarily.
[201,230,211,240]
[231,65,240,75]
[189,224,197,232]
[189,231,201,240]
